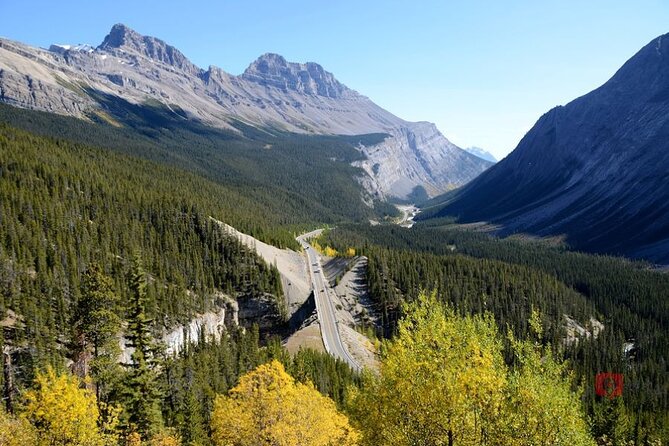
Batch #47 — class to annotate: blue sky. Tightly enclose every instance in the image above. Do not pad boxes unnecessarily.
[2,0,668,159]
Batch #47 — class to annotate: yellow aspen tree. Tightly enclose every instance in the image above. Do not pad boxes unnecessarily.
[211,360,359,446]
[311,240,323,253]
[503,330,595,446]
[349,291,507,446]
[124,430,181,446]
[22,367,118,446]
[0,407,37,446]
[350,294,596,446]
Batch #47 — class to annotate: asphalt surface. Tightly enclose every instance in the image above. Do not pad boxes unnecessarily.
[297,231,362,372]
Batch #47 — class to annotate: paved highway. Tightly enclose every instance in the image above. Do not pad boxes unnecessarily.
[297,231,361,372]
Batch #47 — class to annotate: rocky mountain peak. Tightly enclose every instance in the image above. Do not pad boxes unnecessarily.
[241,53,352,99]
[0,26,491,201]
[464,146,497,163]
[98,23,137,49]
[250,52,289,70]
[98,23,199,73]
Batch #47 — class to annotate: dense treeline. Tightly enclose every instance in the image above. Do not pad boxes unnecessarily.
[321,223,669,443]
[0,125,283,385]
[1,292,604,445]
[163,328,358,444]
[0,123,362,443]
[327,222,669,330]
[363,246,596,342]
[0,102,397,233]
[0,320,359,445]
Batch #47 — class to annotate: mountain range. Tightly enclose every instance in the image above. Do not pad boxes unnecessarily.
[2,24,667,263]
[420,32,669,264]
[464,146,496,163]
[0,23,491,200]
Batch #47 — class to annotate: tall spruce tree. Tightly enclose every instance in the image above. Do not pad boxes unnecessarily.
[74,263,122,404]
[123,253,163,438]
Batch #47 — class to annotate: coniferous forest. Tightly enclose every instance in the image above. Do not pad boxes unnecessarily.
[320,223,669,444]
[0,122,360,444]
[0,100,667,445]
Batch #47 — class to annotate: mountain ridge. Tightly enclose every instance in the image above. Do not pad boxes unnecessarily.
[0,24,492,199]
[419,32,669,263]
[241,52,353,99]
[97,23,200,75]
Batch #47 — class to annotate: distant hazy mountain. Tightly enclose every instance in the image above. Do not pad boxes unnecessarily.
[420,33,669,264]
[464,147,496,163]
[0,24,491,199]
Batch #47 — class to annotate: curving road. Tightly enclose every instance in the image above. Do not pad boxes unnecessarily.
[297,231,361,372]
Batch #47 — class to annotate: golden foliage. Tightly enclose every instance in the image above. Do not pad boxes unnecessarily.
[349,291,506,445]
[310,240,339,257]
[126,432,143,446]
[346,247,356,257]
[0,407,37,446]
[148,431,181,446]
[211,360,359,446]
[311,240,323,253]
[125,430,181,446]
[349,291,595,446]
[22,367,118,446]
[503,332,595,446]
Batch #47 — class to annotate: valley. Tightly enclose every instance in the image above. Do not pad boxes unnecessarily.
[298,231,361,371]
[395,204,420,227]
[0,19,667,446]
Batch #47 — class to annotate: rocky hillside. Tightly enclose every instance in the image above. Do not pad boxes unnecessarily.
[0,23,491,199]
[420,33,669,263]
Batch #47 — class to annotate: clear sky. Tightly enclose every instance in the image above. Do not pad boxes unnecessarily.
[2,0,668,159]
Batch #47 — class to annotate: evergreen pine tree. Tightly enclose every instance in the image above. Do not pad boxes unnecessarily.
[123,253,163,438]
[74,263,122,404]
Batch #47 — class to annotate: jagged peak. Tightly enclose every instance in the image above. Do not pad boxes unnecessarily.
[242,52,353,99]
[98,24,132,48]
[98,23,199,73]
[251,52,289,67]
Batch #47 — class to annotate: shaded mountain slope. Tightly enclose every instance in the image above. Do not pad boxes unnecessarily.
[0,102,399,235]
[420,33,669,263]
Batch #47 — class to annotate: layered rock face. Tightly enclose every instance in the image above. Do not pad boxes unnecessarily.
[422,33,669,263]
[0,24,491,199]
[241,53,350,99]
[355,122,491,198]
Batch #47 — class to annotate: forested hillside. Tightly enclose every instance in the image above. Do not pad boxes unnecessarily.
[0,105,665,444]
[0,123,365,444]
[0,102,397,234]
[1,290,601,445]
[0,124,286,380]
[320,223,669,444]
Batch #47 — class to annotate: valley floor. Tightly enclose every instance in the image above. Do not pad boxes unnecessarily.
[217,221,379,370]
